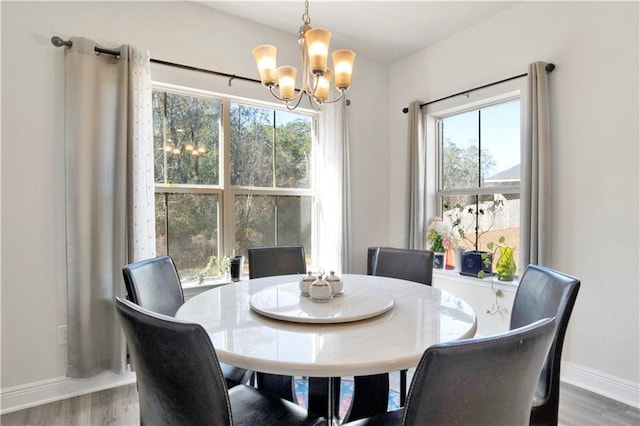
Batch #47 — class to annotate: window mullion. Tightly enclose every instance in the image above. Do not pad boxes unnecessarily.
[272,110,277,188]
[439,185,520,197]
[221,98,235,258]
[272,111,277,245]
[162,92,169,184]
[477,109,482,188]
[475,110,481,249]
[436,118,444,192]
[163,193,169,255]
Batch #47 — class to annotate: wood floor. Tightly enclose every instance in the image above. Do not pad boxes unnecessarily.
[2,380,638,425]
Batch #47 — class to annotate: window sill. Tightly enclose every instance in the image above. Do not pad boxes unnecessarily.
[182,276,247,300]
[433,268,519,293]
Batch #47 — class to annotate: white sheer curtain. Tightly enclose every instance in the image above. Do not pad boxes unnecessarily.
[64,37,154,378]
[316,98,351,273]
[128,48,156,261]
[408,100,427,250]
[521,61,552,268]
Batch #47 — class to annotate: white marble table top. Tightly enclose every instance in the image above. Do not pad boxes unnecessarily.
[249,281,395,323]
[176,274,477,377]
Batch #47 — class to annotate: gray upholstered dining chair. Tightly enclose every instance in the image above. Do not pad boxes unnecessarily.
[344,317,557,426]
[247,245,308,403]
[248,245,307,279]
[511,264,580,426]
[115,297,327,426]
[343,247,434,422]
[122,255,251,388]
[369,247,434,286]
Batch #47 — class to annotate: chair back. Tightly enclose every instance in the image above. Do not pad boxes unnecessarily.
[366,247,380,275]
[122,255,184,317]
[115,297,232,426]
[510,264,581,425]
[247,245,306,279]
[404,317,557,425]
[369,247,434,286]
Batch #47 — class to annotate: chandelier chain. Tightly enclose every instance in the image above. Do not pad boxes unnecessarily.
[302,0,310,25]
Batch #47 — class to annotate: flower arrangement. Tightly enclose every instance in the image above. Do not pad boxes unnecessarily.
[427,217,457,253]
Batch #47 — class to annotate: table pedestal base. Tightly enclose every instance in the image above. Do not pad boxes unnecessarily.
[308,377,340,423]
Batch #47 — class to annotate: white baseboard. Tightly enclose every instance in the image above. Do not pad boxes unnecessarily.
[561,361,640,409]
[1,363,638,414]
[0,371,136,415]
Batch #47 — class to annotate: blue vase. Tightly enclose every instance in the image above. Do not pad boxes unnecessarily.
[433,252,445,269]
[460,251,492,277]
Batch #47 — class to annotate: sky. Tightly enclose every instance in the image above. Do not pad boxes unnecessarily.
[442,98,520,175]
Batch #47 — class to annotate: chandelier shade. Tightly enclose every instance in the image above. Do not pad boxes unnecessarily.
[252,0,355,110]
[332,49,356,90]
[277,65,297,99]
[304,28,331,74]
[315,69,332,102]
[252,45,278,87]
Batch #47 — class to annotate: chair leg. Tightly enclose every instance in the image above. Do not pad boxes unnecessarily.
[529,397,559,426]
[343,374,389,423]
[400,369,407,406]
[244,370,256,387]
[255,373,295,402]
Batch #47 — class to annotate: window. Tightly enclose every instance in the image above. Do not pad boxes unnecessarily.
[437,98,520,273]
[153,86,315,286]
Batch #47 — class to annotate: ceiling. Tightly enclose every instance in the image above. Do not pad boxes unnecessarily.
[197,1,520,63]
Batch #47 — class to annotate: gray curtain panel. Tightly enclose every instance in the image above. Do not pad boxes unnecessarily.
[520,61,552,269]
[408,100,427,250]
[64,37,152,378]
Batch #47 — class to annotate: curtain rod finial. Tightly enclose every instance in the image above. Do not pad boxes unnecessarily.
[51,36,72,48]
[402,107,409,114]
[545,63,555,72]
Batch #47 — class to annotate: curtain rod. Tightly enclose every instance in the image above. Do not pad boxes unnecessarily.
[401,63,555,113]
[150,58,261,86]
[51,36,261,86]
[51,36,122,57]
[51,36,356,104]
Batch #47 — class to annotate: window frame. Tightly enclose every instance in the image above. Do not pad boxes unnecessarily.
[152,83,318,287]
[425,79,524,263]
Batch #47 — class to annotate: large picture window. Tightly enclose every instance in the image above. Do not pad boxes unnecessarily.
[437,98,520,273]
[153,87,315,286]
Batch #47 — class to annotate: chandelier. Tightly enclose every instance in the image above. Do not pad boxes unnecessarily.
[163,129,206,157]
[252,0,355,110]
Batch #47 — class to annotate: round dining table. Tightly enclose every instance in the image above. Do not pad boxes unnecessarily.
[176,272,476,378]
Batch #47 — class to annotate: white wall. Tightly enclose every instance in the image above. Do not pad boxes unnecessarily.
[0,0,389,394]
[389,1,639,405]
